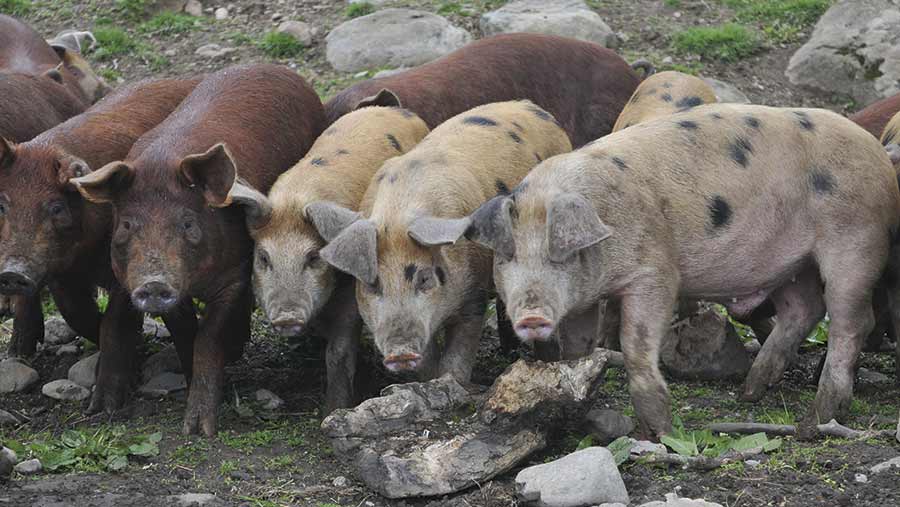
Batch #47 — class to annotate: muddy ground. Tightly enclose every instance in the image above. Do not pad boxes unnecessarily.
[1,0,899,506]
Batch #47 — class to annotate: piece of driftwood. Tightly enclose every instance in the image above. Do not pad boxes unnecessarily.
[708,419,897,440]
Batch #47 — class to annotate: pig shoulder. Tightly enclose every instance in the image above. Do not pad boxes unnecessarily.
[612,71,717,132]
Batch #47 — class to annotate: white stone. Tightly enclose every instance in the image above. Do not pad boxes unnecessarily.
[255,388,284,410]
[0,359,39,393]
[172,493,221,506]
[870,456,900,474]
[277,20,315,46]
[638,494,724,507]
[55,344,79,356]
[515,447,629,506]
[629,438,667,456]
[0,409,19,425]
[41,379,90,401]
[142,344,182,384]
[68,352,100,388]
[214,7,228,20]
[332,475,349,488]
[13,459,41,475]
[702,77,751,104]
[138,372,187,397]
[480,0,616,47]
[44,317,77,345]
[195,43,237,58]
[855,473,869,483]
[0,447,17,479]
[143,317,171,339]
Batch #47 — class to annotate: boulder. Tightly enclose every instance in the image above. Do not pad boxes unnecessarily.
[786,1,900,105]
[142,344,182,383]
[42,379,91,401]
[277,21,315,46]
[14,458,42,476]
[660,307,752,380]
[44,317,77,345]
[0,447,16,481]
[480,0,616,48]
[515,447,629,506]
[586,408,634,444]
[639,494,724,507]
[701,77,750,104]
[68,352,100,388]
[0,358,39,393]
[325,9,471,72]
[0,409,19,426]
[184,0,203,17]
[255,389,284,410]
[138,372,187,397]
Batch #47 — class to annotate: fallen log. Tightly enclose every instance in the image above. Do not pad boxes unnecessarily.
[708,419,896,440]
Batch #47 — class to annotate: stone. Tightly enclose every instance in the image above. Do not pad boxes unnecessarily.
[855,473,869,483]
[0,359,39,393]
[638,494,724,507]
[172,493,221,506]
[702,77,751,104]
[515,447,629,506]
[68,352,100,388]
[661,307,752,380]
[332,475,349,488]
[0,409,19,426]
[143,317,171,339]
[870,456,900,474]
[744,338,762,354]
[744,459,761,468]
[858,367,890,384]
[629,439,667,456]
[0,447,16,481]
[44,317,77,345]
[480,0,616,47]
[214,7,228,20]
[786,1,900,105]
[277,20,315,46]
[56,344,79,356]
[184,0,203,17]
[255,389,284,410]
[138,372,187,397]
[13,459,41,475]
[586,409,634,444]
[142,345,182,383]
[195,43,237,58]
[325,9,471,73]
[42,379,90,401]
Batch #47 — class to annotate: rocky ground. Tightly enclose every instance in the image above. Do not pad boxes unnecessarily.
[1,0,900,506]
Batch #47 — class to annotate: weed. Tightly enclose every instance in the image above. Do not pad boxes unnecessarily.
[804,316,829,347]
[345,2,375,18]
[673,24,762,62]
[0,0,30,15]
[722,0,832,43]
[227,31,254,45]
[114,0,148,21]
[220,429,276,451]
[264,455,293,470]
[93,26,139,60]
[219,459,238,476]
[438,2,470,16]
[664,0,682,6]
[140,12,200,35]
[257,32,304,59]
[6,426,161,473]
[169,440,210,466]
[661,415,781,457]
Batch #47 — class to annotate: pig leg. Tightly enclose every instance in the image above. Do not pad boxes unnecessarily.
[598,298,621,351]
[438,301,486,382]
[318,283,361,413]
[161,300,199,380]
[883,282,900,382]
[619,283,678,439]
[741,268,825,402]
[87,287,143,413]
[495,298,519,354]
[48,277,101,343]
[7,293,43,357]
[0,295,13,318]
[183,283,251,436]
[558,303,601,360]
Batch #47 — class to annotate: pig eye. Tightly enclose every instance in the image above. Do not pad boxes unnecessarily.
[181,215,201,244]
[48,202,65,217]
[0,203,6,217]
[257,249,271,270]
[305,250,321,268]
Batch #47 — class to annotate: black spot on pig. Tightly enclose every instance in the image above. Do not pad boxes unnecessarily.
[400,109,415,118]
[376,173,386,183]
[883,128,898,146]
[311,157,327,166]
[528,106,558,125]
[729,137,753,168]
[809,168,836,196]
[404,264,416,282]
[661,93,673,103]
[389,173,398,183]
[336,149,350,156]
[464,116,498,127]
[744,116,761,129]
[386,134,402,151]
[676,96,704,110]
[662,82,673,89]
[512,121,525,131]
[708,196,732,229]
[495,180,511,195]
[435,266,446,285]
[612,156,628,171]
[794,111,814,131]
[508,131,523,143]
[709,113,724,120]
[677,120,699,130]
[629,94,640,105]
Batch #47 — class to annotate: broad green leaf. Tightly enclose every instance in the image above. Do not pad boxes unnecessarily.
[106,454,128,471]
[61,430,85,449]
[146,432,163,444]
[128,442,159,457]
[575,435,594,451]
[234,403,254,418]
[661,434,698,456]
[762,437,782,452]
[731,432,769,452]
[607,436,634,466]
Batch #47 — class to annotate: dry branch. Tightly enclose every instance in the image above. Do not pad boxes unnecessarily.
[708,419,896,440]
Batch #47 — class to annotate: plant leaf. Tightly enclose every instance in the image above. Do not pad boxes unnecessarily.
[106,454,128,472]
[661,434,698,456]
[607,436,634,466]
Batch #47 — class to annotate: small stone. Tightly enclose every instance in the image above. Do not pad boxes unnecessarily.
[870,456,900,474]
[142,344,182,384]
[855,473,868,483]
[172,493,220,506]
[255,389,284,410]
[41,379,90,401]
[629,439,667,456]
[673,11,682,18]
[515,447,629,506]
[68,352,100,388]
[0,447,17,481]
[13,459,41,475]
[276,20,314,46]
[271,12,283,22]
[44,317,77,345]
[55,344,79,356]
[662,56,673,64]
[639,495,724,507]
[195,43,237,58]
[858,367,890,384]
[744,459,760,468]
[184,0,203,17]
[743,338,762,353]
[214,7,228,20]
[0,359,39,393]
[143,317,171,339]
[0,409,19,426]
[353,71,368,78]
[229,470,252,481]
[164,49,177,57]
[598,504,628,507]
[138,372,187,397]
[332,475,349,488]
[586,409,634,444]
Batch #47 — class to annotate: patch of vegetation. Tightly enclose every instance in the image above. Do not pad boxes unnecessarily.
[664,0,682,7]
[93,26,139,60]
[139,11,201,35]
[661,416,782,458]
[219,459,238,476]
[5,426,161,473]
[803,316,829,347]
[345,2,375,18]
[257,32,304,59]
[438,1,470,16]
[114,0,149,22]
[0,0,31,15]
[672,23,762,63]
[227,31,254,45]
[168,439,210,466]
[722,0,832,42]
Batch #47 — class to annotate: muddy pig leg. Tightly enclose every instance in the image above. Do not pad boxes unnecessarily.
[7,292,43,357]
[318,281,361,413]
[742,267,825,402]
[87,286,143,414]
[885,282,900,382]
[619,282,678,439]
[865,287,891,352]
[162,300,199,381]
[0,295,12,318]
[558,303,600,360]
[438,294,487,382]
[495,297,519,355]
[48,276,101,344]
[183,283,251,437]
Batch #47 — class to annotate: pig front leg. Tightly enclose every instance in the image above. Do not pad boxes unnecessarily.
[317,282,361,413]
[48,276,102,344]
[0,295,13,318]
[87,286,143,413]
[619,283,678,439]
[162,300,199,381]
[438,298,487,382]
[495,298,519,354]
[558,303,601,360]
[183,283,251,437]
[7,292,43,357]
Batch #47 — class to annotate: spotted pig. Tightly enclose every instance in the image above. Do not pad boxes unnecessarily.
[612,71,717,132]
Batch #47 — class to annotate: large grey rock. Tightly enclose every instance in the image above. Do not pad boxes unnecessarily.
[142,344,182,383]
[870,456,900,474]
[702,77,750,104]
[14,458,42,475]
[68,351,100,388]
[480,0,616,47]
[515,446,628,506]
[0,409,19,425]
[786,1,900,105]
[44,317,77,345]
[277,21,315,46]
[661,307,751,380]
[586,409,634,444]
[42,379,90,401]
[639,494,724,507]
[0,447,16,481]
[138,372,187,397]
[255,388,284,410]
[0,358,39,393]
[326,9,471,72]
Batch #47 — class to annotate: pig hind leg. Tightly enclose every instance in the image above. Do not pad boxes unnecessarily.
[161,300,199,381]
[7,292,43,357]
[741,266,824,402]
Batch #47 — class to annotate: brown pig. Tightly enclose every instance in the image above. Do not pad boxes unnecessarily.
[0,77,199,369]
[317,101,571,382]
[236,105,429,411]
[72,64,326,436]
[325,33,645,148]
[850,93,900,140]
[612,71,717,132]
[0,72,88,142]
[464,104,899,438]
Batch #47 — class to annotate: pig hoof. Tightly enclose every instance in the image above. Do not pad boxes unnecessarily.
[86,387,127,415]
[738,386,765,402]
[182,407,217,437]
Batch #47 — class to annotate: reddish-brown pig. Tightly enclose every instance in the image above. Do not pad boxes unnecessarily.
[325,33,646,148]
[0,72,88,142]
[850,93,900,140]
[72,64,326,436]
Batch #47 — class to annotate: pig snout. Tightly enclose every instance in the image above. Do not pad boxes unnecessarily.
[383,352,422,372]
[270,316,305,337]
[514,315,555,342]
[131,280,178,314]
[0,260,39,295]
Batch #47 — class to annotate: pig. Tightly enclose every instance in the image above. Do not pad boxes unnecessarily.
[0,72,88,142]
[0,78,199,370]
[234,105,429,412]
[325,33,645,148]
[72,64,326,436]
[850,93,900,140]
[317,101,571,382]
[612,71,717,132]
[460,103,899,438]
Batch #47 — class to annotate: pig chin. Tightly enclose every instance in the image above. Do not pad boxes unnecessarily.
[378,338,428,373]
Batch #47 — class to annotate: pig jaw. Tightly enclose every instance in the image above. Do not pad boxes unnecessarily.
[0,257,41,295]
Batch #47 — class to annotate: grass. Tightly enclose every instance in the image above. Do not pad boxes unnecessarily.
[722,0,832,42]
[345,2,375,18]
[139,11,201,35]
[218,459,238,476]
[114,0,148,22]
[673,23,762,62]
[5,426,161,473]
[0,0,31,15]
[438,1,470,16]
[168,439,210,467]
[92,26,139,60]
[257,31,304,59]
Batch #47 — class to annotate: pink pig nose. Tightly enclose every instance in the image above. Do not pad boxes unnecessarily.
[514,316,554,342]
[383,353,422,372]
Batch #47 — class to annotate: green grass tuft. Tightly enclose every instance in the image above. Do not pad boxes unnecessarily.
[139,11,201,35]
[437,1,470,16]
[93,26,139,60]
[0,0,31,15]
[257,31,304,59]
[722,0,832,42]
[114,0,149,21]
[673,23,762,62]
[345,2,375,18]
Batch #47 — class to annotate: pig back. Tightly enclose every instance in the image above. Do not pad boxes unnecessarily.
[0,14,60,74]
[0,73,86,142]
[851,93,900,140]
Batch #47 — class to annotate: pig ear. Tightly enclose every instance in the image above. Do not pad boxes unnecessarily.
[408,215,471,247]
[179,143,237,208]
[464,195,516,260]
[57,156,92,189]
[547,193,612,263]
[0,138,15,167]
[320,219,378,285]
[886,143,900,167]
[71,161,134,203]
[304,201,362,242]
[228,180,273,231]
[42,65,65,85]
[354,88,402,110]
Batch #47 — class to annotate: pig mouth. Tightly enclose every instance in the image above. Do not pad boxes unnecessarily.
[383,352,422,372]
[270,316,306,338]
[0,260,41,296]
[513,312,556,342]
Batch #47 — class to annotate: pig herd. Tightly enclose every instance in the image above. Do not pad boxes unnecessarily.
[1,15,898,442]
